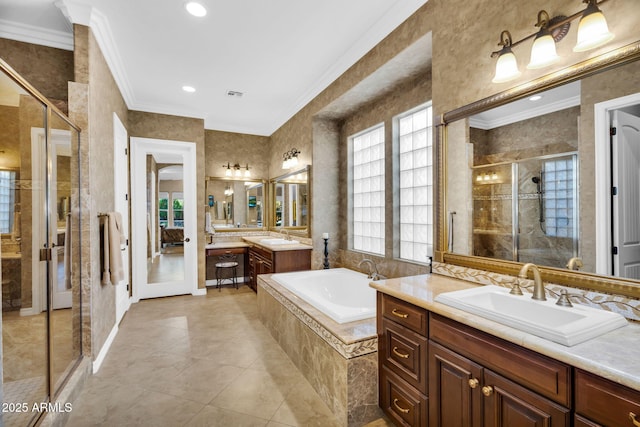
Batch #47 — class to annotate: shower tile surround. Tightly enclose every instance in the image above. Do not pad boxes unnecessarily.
[258,274,381,426]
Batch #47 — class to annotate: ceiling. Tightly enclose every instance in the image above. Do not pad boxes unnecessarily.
[0,0,429,136]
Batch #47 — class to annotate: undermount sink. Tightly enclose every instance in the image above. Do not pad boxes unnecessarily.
[260,238,300,245]
[435,285,628,346]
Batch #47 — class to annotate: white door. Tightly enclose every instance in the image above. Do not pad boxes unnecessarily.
[114,114,131,322]
[131,137,198,300]
[612,110,640,279]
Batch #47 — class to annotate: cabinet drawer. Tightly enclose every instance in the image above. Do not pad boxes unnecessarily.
[381,319,428,394]
[429,313,571,406]
[381,294,428,336]
[575,369,640,427]
[206,247,246,257]
[380,366,427,427]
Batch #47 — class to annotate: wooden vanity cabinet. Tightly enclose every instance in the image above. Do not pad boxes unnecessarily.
[429,314,571,427]
[574,369,640,427]
[378,294,429,426]
[248,245,311,291]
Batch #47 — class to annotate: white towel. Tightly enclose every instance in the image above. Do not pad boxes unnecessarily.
[102,212,126,285]
[205,211,212,233]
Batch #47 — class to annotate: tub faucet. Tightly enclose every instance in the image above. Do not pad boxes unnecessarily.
[519,263,546,301]
[358,259,386,280]
[566,257,583,271]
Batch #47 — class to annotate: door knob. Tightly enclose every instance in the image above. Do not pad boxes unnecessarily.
[183,237,190,243]
[468,378,479,389]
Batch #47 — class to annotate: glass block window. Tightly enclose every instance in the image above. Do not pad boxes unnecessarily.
[543,157,575,238]
[0,171,16,234]
[351,125,385,255]
[397,104,433,262]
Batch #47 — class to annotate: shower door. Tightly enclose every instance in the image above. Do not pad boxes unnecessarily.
[517,154,578,268]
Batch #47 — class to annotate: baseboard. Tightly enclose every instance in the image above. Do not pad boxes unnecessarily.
[92,322,118,373]
[192,287,207,296]
[19,307,39,316]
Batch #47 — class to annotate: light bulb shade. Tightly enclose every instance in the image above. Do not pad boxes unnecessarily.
[244,169,251,177]
[225,167,232,177]
[573,5,614,52]
[492,48,521,83]
[527,31,560,69]
[235,168,242,177]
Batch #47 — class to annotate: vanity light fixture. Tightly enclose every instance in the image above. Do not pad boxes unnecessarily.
[282,148,300,169]
[244,164,251,178]
[491,0,614,83]
[223,162,233,177]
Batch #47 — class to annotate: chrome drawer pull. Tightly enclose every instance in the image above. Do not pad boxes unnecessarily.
[392,346,410,359]
[391,308,409,319]
[630,412,640,427]
[393,398,410,414]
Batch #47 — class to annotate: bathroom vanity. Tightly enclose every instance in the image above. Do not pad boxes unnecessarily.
[242,237,312,291]
[372,274,640,427]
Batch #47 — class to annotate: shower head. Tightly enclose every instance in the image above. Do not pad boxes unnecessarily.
[531,176,540,184]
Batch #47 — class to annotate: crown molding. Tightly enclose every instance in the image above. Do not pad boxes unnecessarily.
[0,18,73,51]
[468,95,581,130]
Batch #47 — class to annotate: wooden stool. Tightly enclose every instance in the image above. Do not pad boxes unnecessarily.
[215,253,239,291]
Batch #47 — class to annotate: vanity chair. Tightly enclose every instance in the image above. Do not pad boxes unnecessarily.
[215,253,239,291]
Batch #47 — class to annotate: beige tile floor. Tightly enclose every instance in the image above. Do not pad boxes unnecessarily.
[66,285,394,427]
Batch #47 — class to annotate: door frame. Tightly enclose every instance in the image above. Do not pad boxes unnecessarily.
[594,92,640,276]
[113,113,131,322]
[130,137,198,301]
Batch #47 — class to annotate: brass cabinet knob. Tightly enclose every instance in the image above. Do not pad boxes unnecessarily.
[630,412,640,427]
[468,378,479,389]
[482,385,494,397]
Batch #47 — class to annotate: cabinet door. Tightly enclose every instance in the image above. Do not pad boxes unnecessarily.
[482,370,570,427]
[429,341,483,427]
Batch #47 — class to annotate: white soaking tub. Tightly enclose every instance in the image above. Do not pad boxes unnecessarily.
[270,268,377,324]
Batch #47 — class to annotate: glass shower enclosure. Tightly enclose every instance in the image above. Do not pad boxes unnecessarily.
[472,153,578,268]
[0,59,83,426]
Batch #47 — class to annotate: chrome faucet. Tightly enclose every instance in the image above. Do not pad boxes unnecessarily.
[518,263,546,301]
[358,258,386,280]
[566,257,583,271]
[280,228,291,241]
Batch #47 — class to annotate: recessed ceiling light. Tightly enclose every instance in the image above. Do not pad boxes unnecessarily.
[185,2,207,17]
[182,85,196,93]
[529,95,543,101]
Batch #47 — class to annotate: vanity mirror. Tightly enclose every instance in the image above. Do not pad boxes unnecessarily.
[270,165,310,236]
[205,177,267,231]
[437,41,640,298]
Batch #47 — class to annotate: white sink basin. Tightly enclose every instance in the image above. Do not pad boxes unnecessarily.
[260,238,300,245]
[435,285,628,346]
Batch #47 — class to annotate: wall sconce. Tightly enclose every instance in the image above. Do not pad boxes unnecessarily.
[222,162,251,178]
[282,148,300,169]
[491,0,614,83]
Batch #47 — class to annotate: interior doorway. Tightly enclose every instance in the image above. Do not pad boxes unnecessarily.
[595,92,640,278]
[130,137,198,300]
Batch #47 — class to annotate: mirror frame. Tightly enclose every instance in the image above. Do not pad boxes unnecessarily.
[205,176,268,232]
[269,165,311,237]
[435,41,640,299]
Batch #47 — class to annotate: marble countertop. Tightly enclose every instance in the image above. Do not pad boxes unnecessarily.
[242,236,313,251]
[370,274,640,392]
